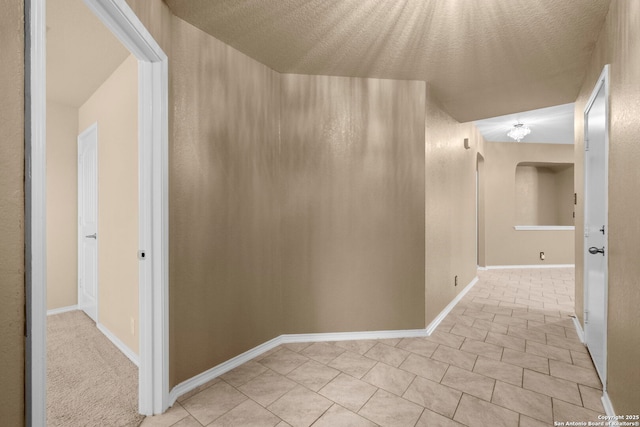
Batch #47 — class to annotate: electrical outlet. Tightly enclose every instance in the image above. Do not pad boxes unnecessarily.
[540,252,545,261]
[131,318,135,335]
[454,275,458,286]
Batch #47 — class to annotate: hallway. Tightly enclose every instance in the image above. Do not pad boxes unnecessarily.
[142,268,604,427]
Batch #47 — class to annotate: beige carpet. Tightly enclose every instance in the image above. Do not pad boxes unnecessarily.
[47,310,145,427]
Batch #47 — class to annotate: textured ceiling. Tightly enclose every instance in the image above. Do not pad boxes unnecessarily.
[47,0,129,107]
[165,0,610,122]
[474,103,574,144]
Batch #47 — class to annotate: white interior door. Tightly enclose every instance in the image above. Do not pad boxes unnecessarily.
[78,123,99,322]
[584,66,609,388]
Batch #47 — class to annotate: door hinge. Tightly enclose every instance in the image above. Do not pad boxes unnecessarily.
[585,139,589,151]
[584,227,589,238]
[585,310,589,324]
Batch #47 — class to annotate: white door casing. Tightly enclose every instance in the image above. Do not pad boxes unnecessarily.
[583,64,609,389]
[78,123,99,322]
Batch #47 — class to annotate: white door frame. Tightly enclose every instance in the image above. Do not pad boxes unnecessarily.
[583,64,609,390]
[26,0,169,422]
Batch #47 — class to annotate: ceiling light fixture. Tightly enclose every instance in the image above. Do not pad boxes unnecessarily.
[507,122,531,142]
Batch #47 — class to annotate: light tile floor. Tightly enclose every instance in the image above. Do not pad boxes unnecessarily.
[142,268,605,427]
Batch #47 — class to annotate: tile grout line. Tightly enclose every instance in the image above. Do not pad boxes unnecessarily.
[222,369,290,424]
[412,407,426,427]
[165,405,195,427]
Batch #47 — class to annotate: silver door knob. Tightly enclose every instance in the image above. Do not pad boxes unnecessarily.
[85,233,97,239]
[588,246,604,256]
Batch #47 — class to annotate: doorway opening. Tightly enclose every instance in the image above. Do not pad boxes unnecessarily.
[26,0,169,422]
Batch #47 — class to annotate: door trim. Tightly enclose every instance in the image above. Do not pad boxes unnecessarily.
[25,0,47,424]
[583,64,609,390]
[77,122,99,323]
[26,0,169,422]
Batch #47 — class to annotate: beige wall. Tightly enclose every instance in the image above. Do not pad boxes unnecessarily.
[0,0,25,424]
[169,16,283,386]
[574,0,640,414]
[485,142,575,266]
[424,87,483,324]
[280,74,426,334]
[47,101,79,310]
[515,166,542,225]
[78,54,139,354]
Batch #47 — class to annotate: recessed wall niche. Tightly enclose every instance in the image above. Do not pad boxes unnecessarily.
[515,162,574,226]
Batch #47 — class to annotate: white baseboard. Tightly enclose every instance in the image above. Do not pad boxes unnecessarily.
[426,276,479,335]
[168,335,281,406]
[571,315,585,343]
[601,391,616,417]
[513,225,574,231]
[47,305,78,316]
[280,329,430,343]
[97,323,139,367]
[168,327,430,406]
[485,264,575,270]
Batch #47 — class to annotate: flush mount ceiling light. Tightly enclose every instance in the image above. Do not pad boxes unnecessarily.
[507,122,531,142]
